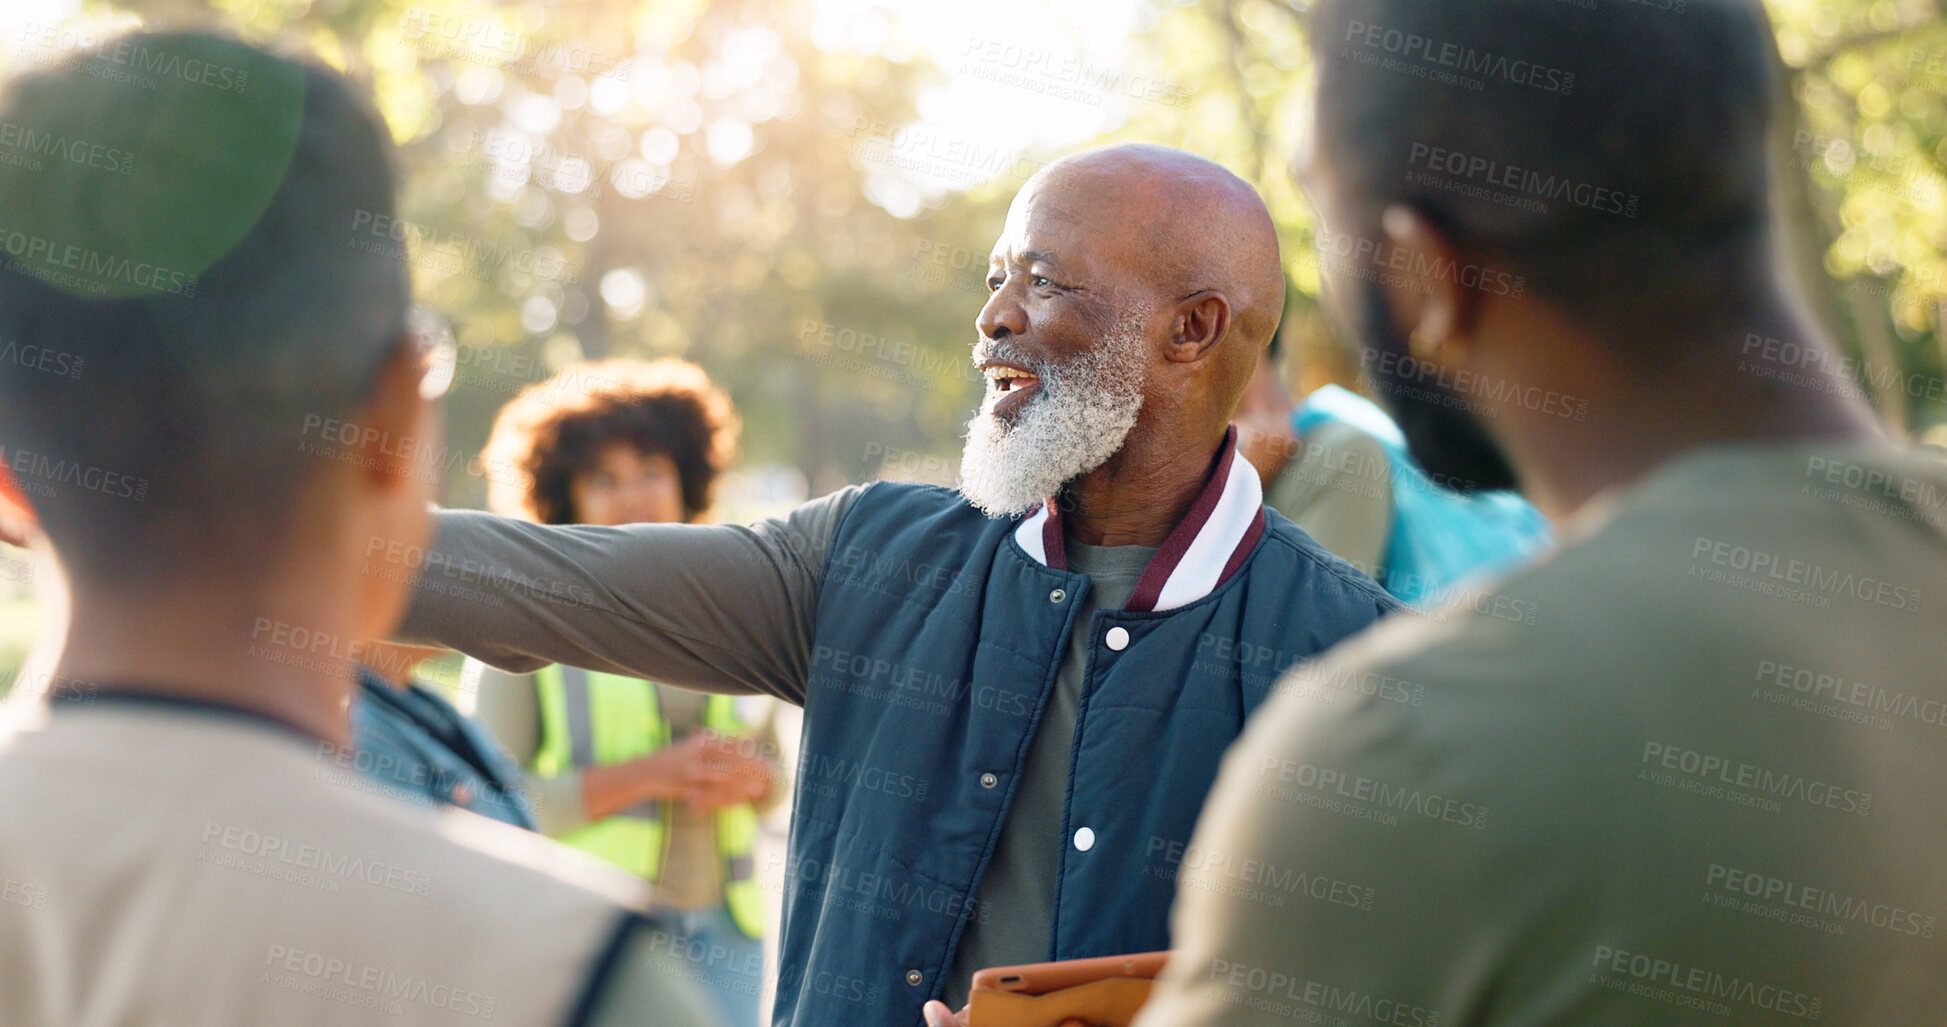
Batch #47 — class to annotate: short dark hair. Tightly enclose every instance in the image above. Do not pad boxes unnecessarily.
[481,359,740,525]
[1309,0,1780,330]
[0,32,408,582]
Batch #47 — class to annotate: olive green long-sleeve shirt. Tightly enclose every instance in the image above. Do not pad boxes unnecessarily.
[1140,442,1947,1027]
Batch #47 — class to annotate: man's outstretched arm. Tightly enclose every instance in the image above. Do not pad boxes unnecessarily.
[392,488,861,705]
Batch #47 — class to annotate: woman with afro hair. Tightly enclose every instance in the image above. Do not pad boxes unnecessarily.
[463,358,783,1027]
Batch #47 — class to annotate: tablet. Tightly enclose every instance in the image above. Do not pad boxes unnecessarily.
[969,951,1170,996]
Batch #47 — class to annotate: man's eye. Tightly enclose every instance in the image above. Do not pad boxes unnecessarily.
[1031,276,1052,288]
[986,277,1004,292]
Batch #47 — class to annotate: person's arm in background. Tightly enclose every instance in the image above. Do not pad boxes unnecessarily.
[462,659,773,834]
[394,488,862,706]
[1263,423,1394,581]
[685,697,791,817]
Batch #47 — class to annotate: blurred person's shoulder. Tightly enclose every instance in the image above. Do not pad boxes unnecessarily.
[1255,438,1947,798]
[1221,441,1947,1021]
[1315,440,1947,656]
[1255,504,1400,612]
[1285,419,1393,492]
[0,696,668,1026]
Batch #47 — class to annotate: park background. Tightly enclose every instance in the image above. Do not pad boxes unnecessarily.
[3,0,1946,675]
[0,2,1940,1016]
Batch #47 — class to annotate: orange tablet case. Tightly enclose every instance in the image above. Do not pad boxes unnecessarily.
[966,952,1170,1027]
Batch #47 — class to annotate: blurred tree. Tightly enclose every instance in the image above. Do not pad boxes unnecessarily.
[62,0,1000,504]
[1101,0,1947,437]
[26,0,1947,509]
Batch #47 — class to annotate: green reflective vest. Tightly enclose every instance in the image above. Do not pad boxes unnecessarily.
[531,665,765,938]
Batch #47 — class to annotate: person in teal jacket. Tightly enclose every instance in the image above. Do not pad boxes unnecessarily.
[1238,325,1552,607]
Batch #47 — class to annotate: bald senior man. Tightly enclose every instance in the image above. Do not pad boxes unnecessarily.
[396,142,1399,1026]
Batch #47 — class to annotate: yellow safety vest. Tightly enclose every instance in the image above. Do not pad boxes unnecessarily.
[531,665,766,938]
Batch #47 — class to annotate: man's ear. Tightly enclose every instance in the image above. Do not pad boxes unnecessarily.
[0,459,37,549]
[347,334,438,495]
[1377,204,1485,368]
[1164,291,1233,365]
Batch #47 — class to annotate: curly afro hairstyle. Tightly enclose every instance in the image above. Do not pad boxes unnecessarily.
[481,358,739,525]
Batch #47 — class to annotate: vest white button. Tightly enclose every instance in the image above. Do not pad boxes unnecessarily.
[1049,589,1066,603]
[1105,627,1130,651]
[1073,826,1095,851]
[906,969,923,986]
[980,773,998,789]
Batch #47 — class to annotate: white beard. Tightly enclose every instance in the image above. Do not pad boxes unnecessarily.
[957,312,1149,518]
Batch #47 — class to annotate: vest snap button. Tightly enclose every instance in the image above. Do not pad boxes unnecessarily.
[1105,626,1130,651]
[1073,826,1095,851]
[1049,588,1066,603]
[906,969,923,986]
[980,773,998,789]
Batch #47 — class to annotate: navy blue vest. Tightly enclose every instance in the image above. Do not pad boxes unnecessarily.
[772,480,1398,1026]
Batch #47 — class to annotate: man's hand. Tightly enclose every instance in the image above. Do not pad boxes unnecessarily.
[921,998,1090,1027]
[921,1000,967,1027]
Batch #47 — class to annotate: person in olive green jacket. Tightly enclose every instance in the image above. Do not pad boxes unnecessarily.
[460,358,785,1027]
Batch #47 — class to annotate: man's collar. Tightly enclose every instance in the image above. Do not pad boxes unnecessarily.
[1014,426,1267,613]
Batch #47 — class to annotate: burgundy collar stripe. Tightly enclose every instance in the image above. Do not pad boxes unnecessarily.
[1011,426,1265,613]
[1041,497,1068,572]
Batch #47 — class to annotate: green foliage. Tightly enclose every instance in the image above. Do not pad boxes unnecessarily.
[60,0,1000,499]
[1105,0,1947,435]
[41,0,1947,491]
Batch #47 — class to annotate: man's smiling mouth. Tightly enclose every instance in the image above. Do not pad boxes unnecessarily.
[981,362,1044,419]
[982,364,1041,393]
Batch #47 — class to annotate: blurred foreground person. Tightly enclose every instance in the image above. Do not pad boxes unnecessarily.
[0,33,711,1026]
[468,358,783,1027]
[1140,1,1947,1024]
[395,142,1399,1027]
[1238,328,1551,607]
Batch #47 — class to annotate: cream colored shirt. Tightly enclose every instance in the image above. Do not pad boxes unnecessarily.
[0,696,716,1027]
[1141,442,1947,1026]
